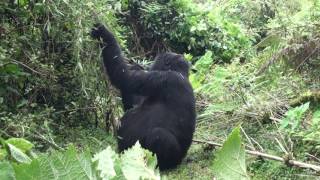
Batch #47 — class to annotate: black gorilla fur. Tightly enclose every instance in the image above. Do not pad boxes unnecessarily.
[91,23,196,170]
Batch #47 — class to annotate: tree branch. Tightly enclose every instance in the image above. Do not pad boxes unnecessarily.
[193,139,320,172]
[11,59,46,76]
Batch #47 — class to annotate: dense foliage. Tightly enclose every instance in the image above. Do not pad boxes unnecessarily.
[1,0,320,179]
[0,138,160,180]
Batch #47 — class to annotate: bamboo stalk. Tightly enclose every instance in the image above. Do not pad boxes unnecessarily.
[193,139,320,172]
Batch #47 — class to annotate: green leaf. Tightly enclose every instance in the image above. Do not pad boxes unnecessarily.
[312,110,320,125]
[0,161,15,180]
[18,0,28,6]
[13,159,44,180]
[280,102,310,131]
[6,138,34,153]
[194,51,213,74]
[92,146,117,180]
[7,144,32,164]
[78,150,97,180]
[4,64,20,74]
[120,142,160,180]
[212,126,249,180]
[13,146,97,180]
[43,146,96,180]
[16,99,28,108]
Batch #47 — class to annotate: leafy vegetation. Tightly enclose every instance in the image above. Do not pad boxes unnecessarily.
[1,139,160,180]
[1,0,320,179]
[212,126,249,180]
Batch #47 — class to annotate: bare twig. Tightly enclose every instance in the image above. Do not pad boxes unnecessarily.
[240,127,256,151]
[250,137,264,152]
[270,116,281,123]
[193,139,320,172]
[31,133,63,150]
[306,153,320,163]
[11,59,45,76]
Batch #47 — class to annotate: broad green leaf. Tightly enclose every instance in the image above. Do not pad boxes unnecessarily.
[13,146,96,180]
[4,64,20,74]
[13,159,44,180]
[44,146,96,180]
[280,102,310,131]
[0,161,15,180]
[212,126,249,180]
[92,146,117,180]
[6,138,34,153]
[121,142,160,180]
[7,144,31,164]
[194,51,213,74]
[312,110,320,125]
[78,150,97,180]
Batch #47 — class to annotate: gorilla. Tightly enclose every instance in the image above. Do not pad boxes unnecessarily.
[91,23,196,170]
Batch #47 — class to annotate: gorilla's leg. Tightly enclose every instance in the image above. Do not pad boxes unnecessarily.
[142,128,183,170]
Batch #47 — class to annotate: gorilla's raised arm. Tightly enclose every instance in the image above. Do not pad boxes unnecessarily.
[91,23,171,96]
[91,23,127,89]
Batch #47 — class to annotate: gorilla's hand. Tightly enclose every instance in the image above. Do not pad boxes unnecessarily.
[91,23,117,47]
[91,23,108,40]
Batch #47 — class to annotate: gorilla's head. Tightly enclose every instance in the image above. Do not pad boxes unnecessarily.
[150,52,190,77]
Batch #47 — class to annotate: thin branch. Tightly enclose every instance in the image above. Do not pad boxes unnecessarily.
[11,59,46,76]
[306,153,320,163]
[270,116,281,123]
[193,139,320,172]
[241,127,256,151]
[31,133,63,151]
